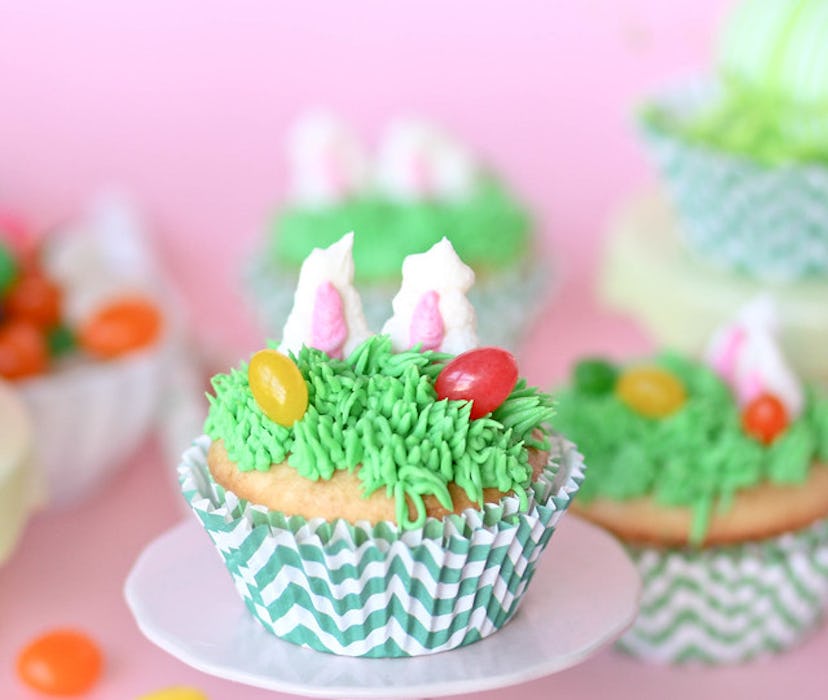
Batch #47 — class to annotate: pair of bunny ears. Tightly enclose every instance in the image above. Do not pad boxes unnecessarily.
[278,233,479,360]
[285,114,481,206]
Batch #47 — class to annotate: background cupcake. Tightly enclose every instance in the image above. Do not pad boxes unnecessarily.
[245,113,548,350]
[0,197,169,506]
[183,235,582,657]
[553,299,828,664]
[639,0,828,282]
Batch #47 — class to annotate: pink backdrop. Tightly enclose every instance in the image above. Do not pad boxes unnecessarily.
[0,0,730,358]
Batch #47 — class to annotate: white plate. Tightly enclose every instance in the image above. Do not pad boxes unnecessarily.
[125,516,640,699]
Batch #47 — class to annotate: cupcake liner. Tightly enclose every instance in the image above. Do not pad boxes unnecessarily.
[20,342,168,506]
[179,433,584,658]
[618,518,828,665]
[243,250,551,351]
[641,79,828,282]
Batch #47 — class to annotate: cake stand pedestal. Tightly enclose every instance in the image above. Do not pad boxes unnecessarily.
[125,516,640,699]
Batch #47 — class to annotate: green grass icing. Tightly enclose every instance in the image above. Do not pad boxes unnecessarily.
[205,336,555,530]
[555,353,828,544]
[269,179,531,282]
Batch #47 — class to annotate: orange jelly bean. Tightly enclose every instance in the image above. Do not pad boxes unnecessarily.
[0,320,48,379]
[616,365,686,418]
[742,393,788,445]
[5,271,62,328]
[248,349,308,426]
[79,296,162,359]
[17,629,103,695]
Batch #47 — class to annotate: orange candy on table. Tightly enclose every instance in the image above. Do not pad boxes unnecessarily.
[742,393,789,445]
[616,365,687,418]
[248,349,309,427]
[16,628,103,695]
[79,296,162,359]
[0,319,48,379]
[5,270,62,328]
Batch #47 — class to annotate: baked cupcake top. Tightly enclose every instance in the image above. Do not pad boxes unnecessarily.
[268,114,532,283]
[206,234,555,529]
[642,0,828,165]
[554,297,828,544]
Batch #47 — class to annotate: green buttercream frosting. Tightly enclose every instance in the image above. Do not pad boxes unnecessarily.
[205,335,555,530]
[642,0,828,165]
[554,353,828,544]
[269,178,531,282]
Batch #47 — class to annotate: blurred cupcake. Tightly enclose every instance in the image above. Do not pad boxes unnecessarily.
[554,298,828,664]
[0,378,38,565]
[245,113,548,350]
[182,235,582,657]
[0,197,168,506]
[639,0,828,281]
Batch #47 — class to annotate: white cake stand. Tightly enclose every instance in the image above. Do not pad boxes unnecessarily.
[125,516,640,699]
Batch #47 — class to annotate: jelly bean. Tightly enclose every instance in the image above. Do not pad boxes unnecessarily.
[137,687,208,700]
[573,358,618,396]
[79,297,162,359]
[616,365,686,418]
[0,241,18,296]
[435,347,519,420]
[5,271,62,328]
[16,629,102,695]
[0,320,48,379]
[742,393,788,445]
[249,349,309,426]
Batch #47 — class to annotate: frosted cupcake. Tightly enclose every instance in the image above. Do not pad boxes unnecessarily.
[182,234,582,657]
[245,114,547,349]
[640,0,828,281]
[554,298,828,664]
[0,200,167,505]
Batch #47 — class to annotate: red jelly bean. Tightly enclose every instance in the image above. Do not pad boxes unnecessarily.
[435,347,519,419]
[742,393,788,445]
[5,271,62,328]
[17,629,103,695]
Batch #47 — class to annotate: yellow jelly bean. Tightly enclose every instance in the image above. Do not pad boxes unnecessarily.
[137,687,208,700]
[616,365,686,418]
[248,349,308,426]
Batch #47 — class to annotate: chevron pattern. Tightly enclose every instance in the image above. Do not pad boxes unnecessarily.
[618,519,828,664]
[180,434,585,658]
[642,82,828,282]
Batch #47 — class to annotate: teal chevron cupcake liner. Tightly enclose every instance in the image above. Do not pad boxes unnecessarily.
[179,434,585,658]
[617,518,828,665]
[641,80,828,282]
[243,251,550,352]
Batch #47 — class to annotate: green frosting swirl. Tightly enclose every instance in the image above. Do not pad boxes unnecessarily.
[269,178,532,282]
[555,353,828,544]
[205,336,555,530]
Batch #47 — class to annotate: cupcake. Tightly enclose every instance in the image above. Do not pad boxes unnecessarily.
[553,298,828,664]
[639,0,828,281]
[245,113,548,349]
[0,199,168,505]
[0,378,38,565]
[181,234,583,657]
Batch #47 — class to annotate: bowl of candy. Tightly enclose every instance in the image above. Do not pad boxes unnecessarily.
[0,205,169,506]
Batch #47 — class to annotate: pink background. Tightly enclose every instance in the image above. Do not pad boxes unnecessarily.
[7,2,828,699]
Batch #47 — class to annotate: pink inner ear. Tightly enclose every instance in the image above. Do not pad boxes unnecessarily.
[311,281,347,359]
[409,290,444,351]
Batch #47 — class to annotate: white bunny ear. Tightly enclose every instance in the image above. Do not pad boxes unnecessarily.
[286,112,369,207]
[279,232,372,358]
[374,119,479,203]
[704,295,804,418]
[381,237,478,354]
